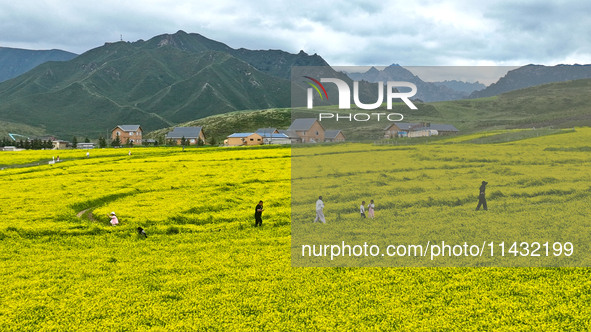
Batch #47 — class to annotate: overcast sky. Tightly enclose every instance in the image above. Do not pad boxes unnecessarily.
[1,0,590,68]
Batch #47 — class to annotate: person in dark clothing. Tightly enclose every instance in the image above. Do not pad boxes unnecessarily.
[137,227,147,238]
[476,181,488,211]
[254,201,264,226]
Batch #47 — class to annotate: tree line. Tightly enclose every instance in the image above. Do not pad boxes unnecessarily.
[1,135,216,149]
[0,137,53,149]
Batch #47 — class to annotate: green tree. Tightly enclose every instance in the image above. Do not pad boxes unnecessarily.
[208,136,216,146]
[84,137,90,143]
[111,134,121,147]
[72,136,78,148]
[180,136,187,146]
[98,136,107,148]
[126,138,134,147]
[197,138,204,146]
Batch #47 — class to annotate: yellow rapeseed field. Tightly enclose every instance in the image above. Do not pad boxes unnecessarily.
[0,130,590,330]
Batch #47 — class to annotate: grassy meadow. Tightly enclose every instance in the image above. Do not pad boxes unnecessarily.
[1,129,590,330]
[292,128,591,267]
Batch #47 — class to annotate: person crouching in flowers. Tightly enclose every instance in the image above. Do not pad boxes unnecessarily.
[109,212,119,226]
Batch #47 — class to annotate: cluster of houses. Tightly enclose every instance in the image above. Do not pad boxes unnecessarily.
[2,120,459,151]
[110,119,348,148]
[224,118,345,146]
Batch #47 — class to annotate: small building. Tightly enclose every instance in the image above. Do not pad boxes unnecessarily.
[263,133,291,145]
[143,139,157,146]
[166,126,205,145]
[384,122,458,138]
[77,142,96,149]
[2,146,20,151]
[255,128,280,138]
[324,130,346,143]
[287,118,325,143]
[111,125,143,145]
[226,133,263,146]
[278,130,300,144]
[408,129,438,138]
[422,123,459,135]
[384,122,420,138]
[52,140,69,150]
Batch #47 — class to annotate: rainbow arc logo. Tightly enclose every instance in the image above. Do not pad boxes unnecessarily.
[304,76,328,101]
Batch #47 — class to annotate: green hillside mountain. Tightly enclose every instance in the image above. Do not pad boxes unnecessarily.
[0,47,77,82]
[469,64,591,98]
[0,31,327,138]
[142,31,329,79]
[161,78,591,142]
[148,108,292,143]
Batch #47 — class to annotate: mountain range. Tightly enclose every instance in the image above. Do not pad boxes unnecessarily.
[0,31,326,138]
[432,80,485,94]
[0,47,77,82]
[346,65,474,102]
[149,78,591,142]
[469,64,591,98]
[1,31,591,139]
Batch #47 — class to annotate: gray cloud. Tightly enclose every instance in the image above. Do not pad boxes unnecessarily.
[0,0,589,66]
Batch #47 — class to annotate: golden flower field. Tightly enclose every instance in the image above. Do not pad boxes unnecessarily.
[0,129,590,330]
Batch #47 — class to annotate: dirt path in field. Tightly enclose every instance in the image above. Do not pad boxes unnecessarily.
[76,208,89,217]
[76,208,97,221]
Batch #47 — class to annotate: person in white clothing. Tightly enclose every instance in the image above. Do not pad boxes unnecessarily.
[360,201,366,218]
[314,196,325,223]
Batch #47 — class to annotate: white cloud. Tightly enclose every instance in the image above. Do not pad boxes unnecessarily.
[0,0,589,66]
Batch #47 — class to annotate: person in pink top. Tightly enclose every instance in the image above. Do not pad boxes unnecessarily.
[109,212,119,226]
[367,199,375,219]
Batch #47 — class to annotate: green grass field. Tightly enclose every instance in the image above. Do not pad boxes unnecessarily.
[291,128,590,267]
[1,130,590,330]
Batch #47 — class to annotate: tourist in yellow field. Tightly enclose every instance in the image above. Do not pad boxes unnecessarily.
[367,199,375,219]
[314,196,325,223]
[255,201,264,227]
[476,181,488,211]
[360,201,366,218]
[109,212,119,226]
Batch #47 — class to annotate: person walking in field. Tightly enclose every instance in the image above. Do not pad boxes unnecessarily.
[476,181,488,211]
[314,196,325,224]
[254,201,264,227]
[367,199,375,219]
[360,201,366,218]
[109,212,119,226]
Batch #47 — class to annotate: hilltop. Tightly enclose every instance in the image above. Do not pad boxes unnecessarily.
[0,31,327,138]
[0,47,77,82]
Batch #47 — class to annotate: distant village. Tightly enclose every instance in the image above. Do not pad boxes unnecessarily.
[1,119,458,151]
